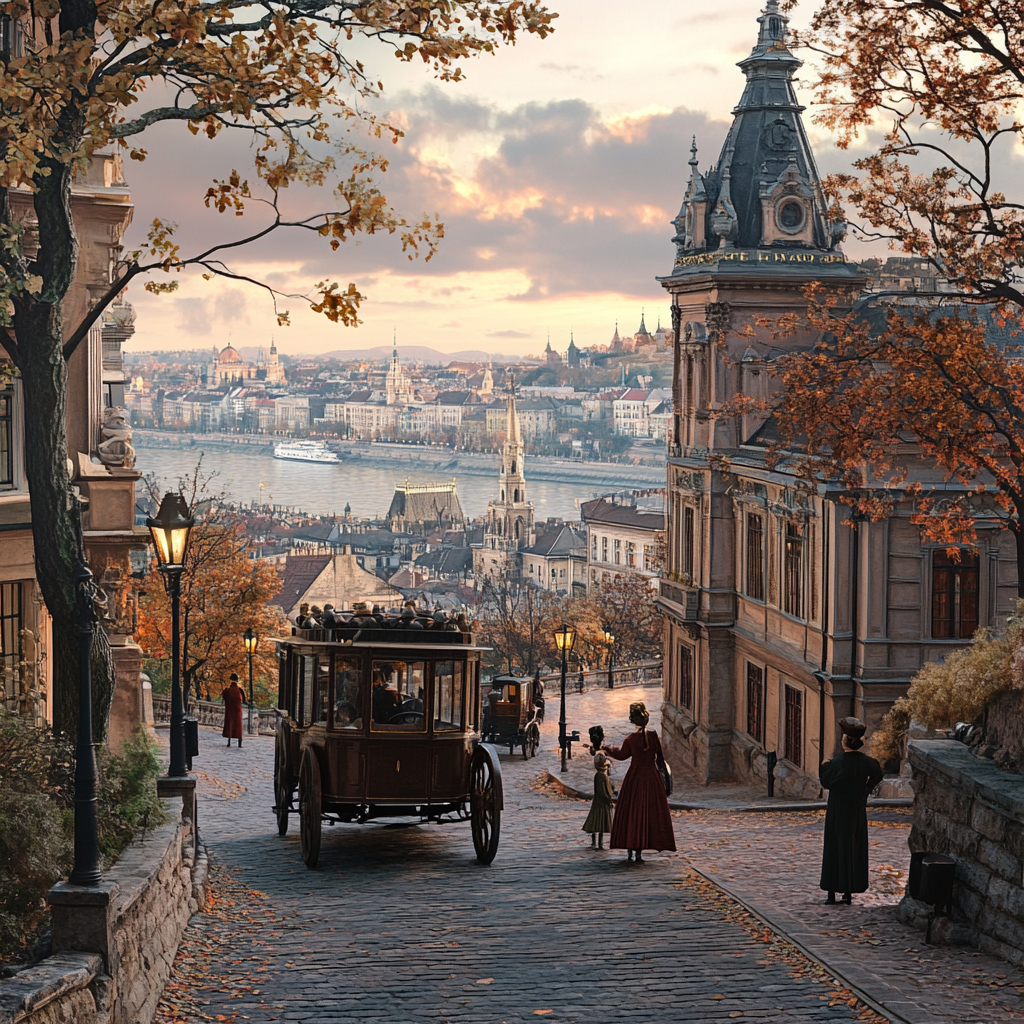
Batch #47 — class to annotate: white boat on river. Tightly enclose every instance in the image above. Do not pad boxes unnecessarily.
[272,440,341,464]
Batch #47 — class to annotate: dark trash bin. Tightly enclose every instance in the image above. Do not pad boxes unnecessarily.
[921,853,956,917]
[908,850,927,900]
[185,716,200,761]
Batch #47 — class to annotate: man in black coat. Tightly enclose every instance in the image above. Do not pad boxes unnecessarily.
[819,717,884,905]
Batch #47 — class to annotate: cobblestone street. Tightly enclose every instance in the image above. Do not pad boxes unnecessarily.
[154,685,1023,1024]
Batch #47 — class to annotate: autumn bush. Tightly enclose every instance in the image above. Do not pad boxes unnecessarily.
[0,712,167,962]
[871,602,1024,766]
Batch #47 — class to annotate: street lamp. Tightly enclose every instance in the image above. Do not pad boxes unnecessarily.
[147,492,194,778]
[605,630,615,689]
[243,626,257,734]
[553,622,576,773]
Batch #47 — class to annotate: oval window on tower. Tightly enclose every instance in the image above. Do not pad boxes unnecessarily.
[778,199,806,233]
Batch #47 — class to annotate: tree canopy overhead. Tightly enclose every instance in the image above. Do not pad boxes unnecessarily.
[0,0,555,735]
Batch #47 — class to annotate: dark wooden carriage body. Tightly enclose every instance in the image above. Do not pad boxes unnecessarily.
[274,624,502,868]
[482,674,542,759]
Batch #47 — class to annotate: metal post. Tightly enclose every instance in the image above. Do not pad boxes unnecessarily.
[559,645,568,773]
[69,561,101,886]
[247,645,255,735]
[167,570,187,778]
[607,645,614,689]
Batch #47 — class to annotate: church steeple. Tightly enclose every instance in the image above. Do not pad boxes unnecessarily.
[670,0,844,263]
[482,374,534,553]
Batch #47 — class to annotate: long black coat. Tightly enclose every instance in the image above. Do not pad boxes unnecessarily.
[819,750,884,894]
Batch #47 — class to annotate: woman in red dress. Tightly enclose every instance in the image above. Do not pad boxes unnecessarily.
[221,674,245,747]
[603,701,675,864]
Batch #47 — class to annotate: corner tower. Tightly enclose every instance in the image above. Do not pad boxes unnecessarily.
[656,3,869,797]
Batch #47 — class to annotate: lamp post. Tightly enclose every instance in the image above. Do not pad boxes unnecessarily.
[69,557,101,886]
[147,492,194,778]
[605,630,615,689]
[243,626,257,735]
[553,623,576,773]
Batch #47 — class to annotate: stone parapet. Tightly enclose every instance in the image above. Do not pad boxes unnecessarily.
[901,739,1024,965]
[0,953,107,1024]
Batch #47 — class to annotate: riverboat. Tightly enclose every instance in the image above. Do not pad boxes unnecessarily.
[272,440,340,464]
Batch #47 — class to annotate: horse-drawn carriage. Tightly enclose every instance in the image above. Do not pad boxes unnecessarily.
[273,616,502,868]
[481,674,543,760]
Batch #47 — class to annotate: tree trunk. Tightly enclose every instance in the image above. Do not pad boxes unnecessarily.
[10,165,115,740]
[1014,520,1024,601]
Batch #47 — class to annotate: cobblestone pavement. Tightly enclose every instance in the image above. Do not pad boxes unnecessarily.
[153,685,1022,1024]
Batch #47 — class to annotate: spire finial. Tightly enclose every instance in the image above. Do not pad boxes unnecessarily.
[689,136,698,169]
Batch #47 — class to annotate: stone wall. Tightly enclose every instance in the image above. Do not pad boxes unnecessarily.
[0,795,198,1024]
[901,740,1024,965]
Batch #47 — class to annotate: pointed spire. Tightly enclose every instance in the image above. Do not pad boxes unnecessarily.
[392,326,398,359]
[638,308,648,334]
[689,136,699,177]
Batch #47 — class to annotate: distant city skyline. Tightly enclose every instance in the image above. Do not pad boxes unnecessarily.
[120,2,892,357]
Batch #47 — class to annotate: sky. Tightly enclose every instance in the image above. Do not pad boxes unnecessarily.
[122,0,871,360]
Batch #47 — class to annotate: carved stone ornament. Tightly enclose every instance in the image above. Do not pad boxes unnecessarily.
[97,406,135,468]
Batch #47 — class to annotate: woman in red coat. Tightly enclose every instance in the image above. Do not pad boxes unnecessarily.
[603,701,676,864]
[221,674,245,747]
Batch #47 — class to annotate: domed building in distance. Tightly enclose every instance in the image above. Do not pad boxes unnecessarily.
[208,342,286,386]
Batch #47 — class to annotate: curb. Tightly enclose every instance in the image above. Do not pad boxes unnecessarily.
[191,835,210,910]
[686,864,934,1024]
[544,770,912,813]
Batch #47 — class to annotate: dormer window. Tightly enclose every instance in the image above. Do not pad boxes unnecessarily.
[768,15,784,39]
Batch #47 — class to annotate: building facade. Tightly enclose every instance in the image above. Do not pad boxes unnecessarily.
[654,2,1017,798]
[582,496,665,594]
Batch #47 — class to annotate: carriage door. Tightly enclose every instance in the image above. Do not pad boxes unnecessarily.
[366,660,429,801]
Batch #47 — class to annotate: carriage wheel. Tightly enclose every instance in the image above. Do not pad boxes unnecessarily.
[470,745,502,865]
[274,729,292,837]
[299,748,322,869]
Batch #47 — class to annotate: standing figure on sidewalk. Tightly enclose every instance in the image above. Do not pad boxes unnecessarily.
[582,727,614,849]
[221,673,245,748]
[603,702,676,864]
[819,717,884,904]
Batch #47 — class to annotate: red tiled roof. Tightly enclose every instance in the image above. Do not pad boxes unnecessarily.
[267,553,331,608]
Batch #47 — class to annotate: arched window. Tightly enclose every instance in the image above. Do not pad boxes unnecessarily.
[515,520,521,540]
[501,490,505,501]
[768,15,783,38]
[511,460,517,474]
[514,488,519,502]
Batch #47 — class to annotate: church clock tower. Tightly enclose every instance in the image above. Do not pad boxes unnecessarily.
[473,376,536,584]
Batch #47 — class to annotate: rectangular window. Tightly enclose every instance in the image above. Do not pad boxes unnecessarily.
[433,660,464,732]
[601,536,608,562]
[783,522,803,618]
[784,685,802,766]
[301,656,314,727]
[626,541,636,567]
[591,534,597,561]
[0,582,22,703]
[332,657,364,729]
[678,644,694,711]
[313,656,329,727]
[682,506,695,579]
[931,549,980,639]
[746,663,764,743]
[0,388,14,490]
[614,539,621,565]
[746,513,764,601]
[371,661,426,732]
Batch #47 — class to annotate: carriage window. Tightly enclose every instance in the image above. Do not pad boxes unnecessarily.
[370,661,426,732]
[314,656,329,727]
[434,660,464,732]
[333,657,365,730]
[301,657,314,727]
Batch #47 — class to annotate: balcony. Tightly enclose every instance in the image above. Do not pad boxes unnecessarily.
[658,578,698,620]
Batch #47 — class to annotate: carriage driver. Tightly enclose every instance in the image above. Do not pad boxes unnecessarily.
[372,667,402,723]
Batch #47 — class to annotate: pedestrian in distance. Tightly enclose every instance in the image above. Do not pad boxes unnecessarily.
[582,727,615,850]
[602,702,676,864]
[221,673,245,748]
[819,717,884,905]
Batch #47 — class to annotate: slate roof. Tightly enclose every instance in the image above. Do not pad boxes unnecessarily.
[580,498,666,532]
[415,547,474,577]
[268,553,331,609]
[387,482,464,525]
[522,525,586,558]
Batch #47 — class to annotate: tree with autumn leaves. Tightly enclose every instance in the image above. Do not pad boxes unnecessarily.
[137,505,289,708]
[0,0,555,732]
[764,1,1024,592]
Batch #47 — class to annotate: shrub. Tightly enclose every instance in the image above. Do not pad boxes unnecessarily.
[0,712,167,961]
[871,600,1024,765]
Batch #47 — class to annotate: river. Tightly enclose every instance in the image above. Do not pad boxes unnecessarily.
[133,434,666,522]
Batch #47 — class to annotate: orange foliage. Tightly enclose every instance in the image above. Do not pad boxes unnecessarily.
[137,513,289,705]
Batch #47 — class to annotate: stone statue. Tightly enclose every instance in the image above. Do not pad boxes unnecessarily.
[97,406,135,468]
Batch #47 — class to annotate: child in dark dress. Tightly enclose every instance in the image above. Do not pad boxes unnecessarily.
[583,748,615,849]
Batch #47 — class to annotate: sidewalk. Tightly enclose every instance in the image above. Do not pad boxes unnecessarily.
[535,684,1024,1024]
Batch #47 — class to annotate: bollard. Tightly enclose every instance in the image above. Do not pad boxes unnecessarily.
[766,750,778,797]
